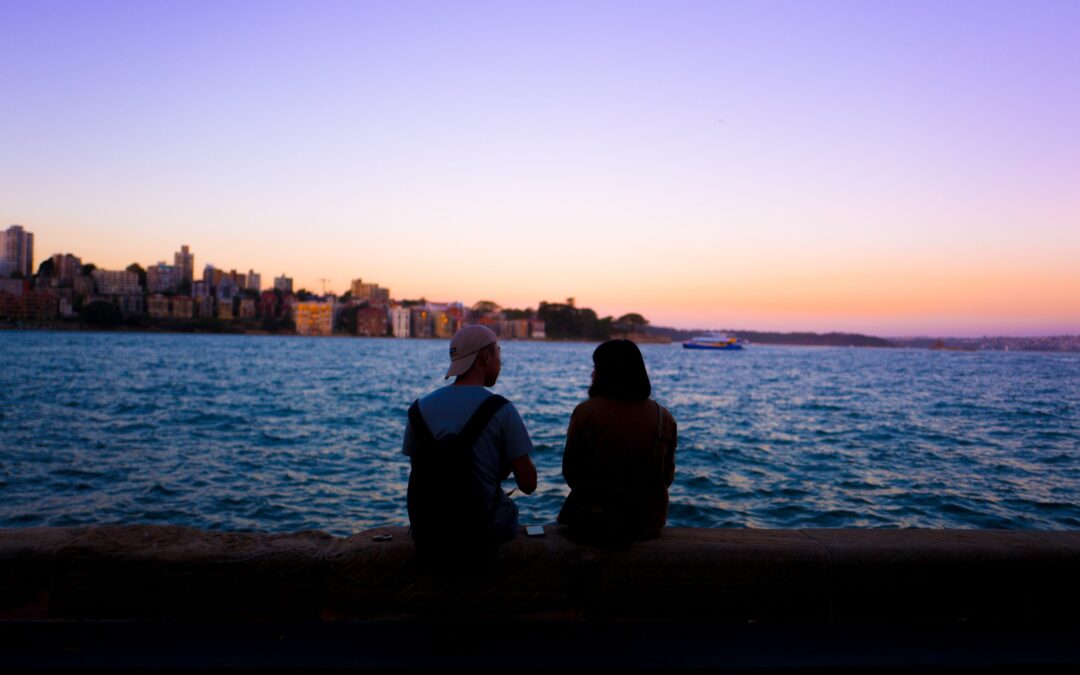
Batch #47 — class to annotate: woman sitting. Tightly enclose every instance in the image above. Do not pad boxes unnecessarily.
[558,339,677,545]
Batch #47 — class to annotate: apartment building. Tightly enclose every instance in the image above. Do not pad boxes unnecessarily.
[389,306,410,337]
[171,295,194,319]
[355,305,388,336]
[194,295,215,318]
[410,308,434,338]
[147,262,183,293]
[0,225,34,278]
[350,278,390,304]
[294,300,333,336]
[174,245,194,283]
[431,310,454,338]
[51,254,82,283]
[91,269,141,295]
[274,274,293,293]
[147,294,170,318]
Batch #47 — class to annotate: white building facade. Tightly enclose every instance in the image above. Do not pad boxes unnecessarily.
[389,306,411,337]
[92,269,141,295]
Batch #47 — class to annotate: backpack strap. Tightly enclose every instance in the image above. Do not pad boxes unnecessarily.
[462,395,511,518]
[408,400,436,450]
[458,394,509,447]
[407,394,510,451]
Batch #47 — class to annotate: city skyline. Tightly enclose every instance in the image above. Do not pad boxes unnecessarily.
[3,1,1078,337]
[5,224,1078,341]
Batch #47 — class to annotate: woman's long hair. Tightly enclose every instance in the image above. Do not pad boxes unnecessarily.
[588,339,652,401]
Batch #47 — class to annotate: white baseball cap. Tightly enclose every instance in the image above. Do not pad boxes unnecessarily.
[445,324,498,379]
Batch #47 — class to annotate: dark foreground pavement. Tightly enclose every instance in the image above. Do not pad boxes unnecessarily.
[4,620,1080,672]
[3,525,1079,672]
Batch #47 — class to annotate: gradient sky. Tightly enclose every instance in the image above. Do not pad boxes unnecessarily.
[2,0,1078,336]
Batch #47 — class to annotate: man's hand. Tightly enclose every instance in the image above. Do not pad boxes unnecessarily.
[509,455,537,495]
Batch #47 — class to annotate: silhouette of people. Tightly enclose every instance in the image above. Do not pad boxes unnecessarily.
[558,339,677,545]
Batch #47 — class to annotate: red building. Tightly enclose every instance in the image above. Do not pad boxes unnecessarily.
[355,305,388,336]
[258,291,278,319]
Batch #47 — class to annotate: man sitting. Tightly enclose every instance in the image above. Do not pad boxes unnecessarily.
[402,324,537,550]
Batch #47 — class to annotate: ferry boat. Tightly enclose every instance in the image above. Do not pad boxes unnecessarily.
[682,334,744,350]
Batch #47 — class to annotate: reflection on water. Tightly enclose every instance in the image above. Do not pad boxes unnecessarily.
[1,331,1078,535]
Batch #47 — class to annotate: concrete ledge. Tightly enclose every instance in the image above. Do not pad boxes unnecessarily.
[2,525,1078,624]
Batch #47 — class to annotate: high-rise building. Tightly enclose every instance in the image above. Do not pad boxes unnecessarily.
[147,262,182,293]
[0,225,34,278]
[174,245,194,283]
[246,270,261,292]
[350,278,390,304]
[51,254,82,284]
[274,274,293,293]
[203,264,224,287]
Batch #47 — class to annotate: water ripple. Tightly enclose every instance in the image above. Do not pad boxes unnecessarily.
[1,332,1079,534]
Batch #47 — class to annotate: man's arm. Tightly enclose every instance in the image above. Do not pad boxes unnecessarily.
[498,401,537,494]
[509,454,537,494]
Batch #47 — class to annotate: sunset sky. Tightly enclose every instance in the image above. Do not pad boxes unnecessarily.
[2,0,1078,336]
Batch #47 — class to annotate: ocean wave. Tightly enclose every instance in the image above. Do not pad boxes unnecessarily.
[1,332,1077,535]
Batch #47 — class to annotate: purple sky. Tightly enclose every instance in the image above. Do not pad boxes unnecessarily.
[2,0,1078,335]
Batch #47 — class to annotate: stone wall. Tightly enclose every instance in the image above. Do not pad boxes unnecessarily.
[2,525,1078,624]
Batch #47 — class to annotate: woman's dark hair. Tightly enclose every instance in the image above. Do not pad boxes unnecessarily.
[588,339,652,401]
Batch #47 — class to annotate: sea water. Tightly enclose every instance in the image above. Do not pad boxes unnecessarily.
[1,331,1077,535]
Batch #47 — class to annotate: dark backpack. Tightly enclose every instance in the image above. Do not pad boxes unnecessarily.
[406,394,509,550]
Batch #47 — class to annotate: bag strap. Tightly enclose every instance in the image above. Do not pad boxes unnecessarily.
[458,394,509,447]
[408,400,436,449]
[408,394,510,452]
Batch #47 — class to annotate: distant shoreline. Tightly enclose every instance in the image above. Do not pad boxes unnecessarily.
[3,321,1078,352]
